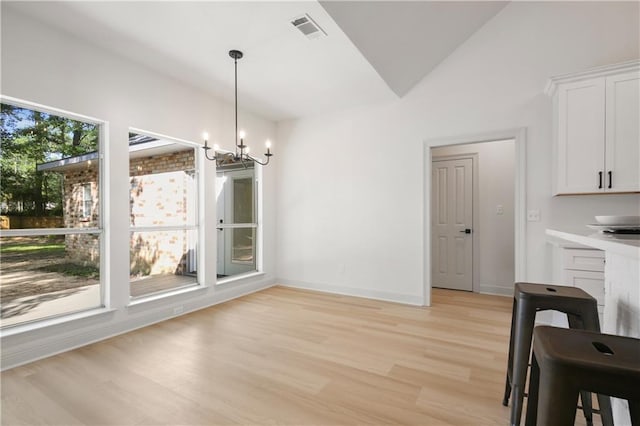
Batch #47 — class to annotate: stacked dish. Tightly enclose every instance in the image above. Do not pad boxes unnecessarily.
[587,216,640,233]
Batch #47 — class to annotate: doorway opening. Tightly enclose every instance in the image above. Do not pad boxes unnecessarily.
[424,129,526,305]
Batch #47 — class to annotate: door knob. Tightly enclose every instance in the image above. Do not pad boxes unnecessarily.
[459,229,472,234]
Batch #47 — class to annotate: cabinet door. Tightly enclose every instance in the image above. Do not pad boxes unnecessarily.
[605,71,640,192]
[562,248,604,272]
[556,79,606,194]
[562,269,605,306]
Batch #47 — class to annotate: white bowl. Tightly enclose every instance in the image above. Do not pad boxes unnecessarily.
[595,215,640,226]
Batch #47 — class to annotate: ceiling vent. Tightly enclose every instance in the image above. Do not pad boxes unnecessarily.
[291,14,327,40]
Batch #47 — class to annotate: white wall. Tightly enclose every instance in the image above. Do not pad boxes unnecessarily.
[276,2,640,304]
[432,140,515,295]
[0,8,277,369]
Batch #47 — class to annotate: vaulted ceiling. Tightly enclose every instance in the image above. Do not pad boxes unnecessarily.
[3,1,507,121]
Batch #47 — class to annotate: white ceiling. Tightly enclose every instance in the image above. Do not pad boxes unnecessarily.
[320,1,508,97]
[4,1,507,121]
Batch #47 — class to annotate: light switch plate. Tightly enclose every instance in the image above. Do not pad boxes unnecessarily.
[527,210,541,221]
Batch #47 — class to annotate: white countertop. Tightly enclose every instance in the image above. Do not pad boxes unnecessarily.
[546,229,640,259]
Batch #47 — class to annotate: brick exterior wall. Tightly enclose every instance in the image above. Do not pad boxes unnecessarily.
[63,165,99,266]
[129,149,195,277]
[61,148,196,276]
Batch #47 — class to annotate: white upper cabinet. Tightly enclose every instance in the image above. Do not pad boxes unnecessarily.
[605,72,640,192]
[546,61,640,195]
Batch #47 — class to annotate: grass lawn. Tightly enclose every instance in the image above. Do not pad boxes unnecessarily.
[0,242,65,255]
[0,236,98,278]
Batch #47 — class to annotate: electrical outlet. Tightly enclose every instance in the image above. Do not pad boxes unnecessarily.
[496,205,504,215]
[173,306,184,315]
[527,210,541,222]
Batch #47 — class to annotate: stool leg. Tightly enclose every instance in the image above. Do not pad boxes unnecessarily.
[629,401,640,425]
[537,369,579,426]
[576,309,615,426]
[567,313,594,426]
[524,352,539,426]
[596,394,614,426]
[503,300,517,406]
[510,300,535,426]
[579,392,594,426]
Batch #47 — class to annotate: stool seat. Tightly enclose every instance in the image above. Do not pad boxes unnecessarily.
[515,282,599,304]
[503,282,610,426]
[526,326,640,426]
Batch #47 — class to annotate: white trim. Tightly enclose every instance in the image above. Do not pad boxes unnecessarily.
[129,225,198,233]
[479,285,514,297]
[424,128,527,304]
[544,59,640,96]
[215,223,258,229]
[279,279,424,306]
[127,284,205,307]
[101,121,110,309]
[0,307,116,338]
[0,228,100,237]
[0,95,104,125]
[128,127,201,149]
[216,271,265,286]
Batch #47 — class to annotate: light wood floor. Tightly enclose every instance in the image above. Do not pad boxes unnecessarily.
[0,286,577,425]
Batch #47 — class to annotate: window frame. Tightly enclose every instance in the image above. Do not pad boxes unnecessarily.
[127,128,203,301]
[0,95,107,328]
[215,159,263,284]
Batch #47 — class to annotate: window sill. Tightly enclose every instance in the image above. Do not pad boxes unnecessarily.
[216,271,265,286]
[0,307,116,338]
[127,284,206,308]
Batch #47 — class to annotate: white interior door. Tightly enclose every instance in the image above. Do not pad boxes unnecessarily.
[432,158,473,291]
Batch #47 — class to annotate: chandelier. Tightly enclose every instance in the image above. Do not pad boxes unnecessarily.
[202,50,273,166]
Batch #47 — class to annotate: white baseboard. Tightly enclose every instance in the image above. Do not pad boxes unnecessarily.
[479,284,513,297]
[278,279,424,306]
[1,278,276,371]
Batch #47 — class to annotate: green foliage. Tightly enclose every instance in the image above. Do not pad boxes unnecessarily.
[36,262,100,279]
[0,103,98,215]
[0,242,64,255]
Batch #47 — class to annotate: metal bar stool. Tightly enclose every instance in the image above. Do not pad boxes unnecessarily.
[502,282,612,426]
[525,326,640,426]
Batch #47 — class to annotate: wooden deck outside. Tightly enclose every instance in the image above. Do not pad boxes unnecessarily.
[130,274,198,298]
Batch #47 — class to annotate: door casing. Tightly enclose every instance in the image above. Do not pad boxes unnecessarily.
[423,128,527,307]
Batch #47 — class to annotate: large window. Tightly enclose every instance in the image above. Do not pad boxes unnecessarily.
[216,162,258,280]
[129,132,199,298]
[0,99,103,327]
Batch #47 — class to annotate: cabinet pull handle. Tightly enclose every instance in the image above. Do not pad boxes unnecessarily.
[608,171,612,189]
[598,171,603,189]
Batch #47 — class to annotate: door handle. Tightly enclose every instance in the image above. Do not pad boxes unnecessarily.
[608,171,612,189]
[459,229,472,234]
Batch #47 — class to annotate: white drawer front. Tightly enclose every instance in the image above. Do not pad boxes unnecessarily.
[563,269,605,305]
[563,248,605,272]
